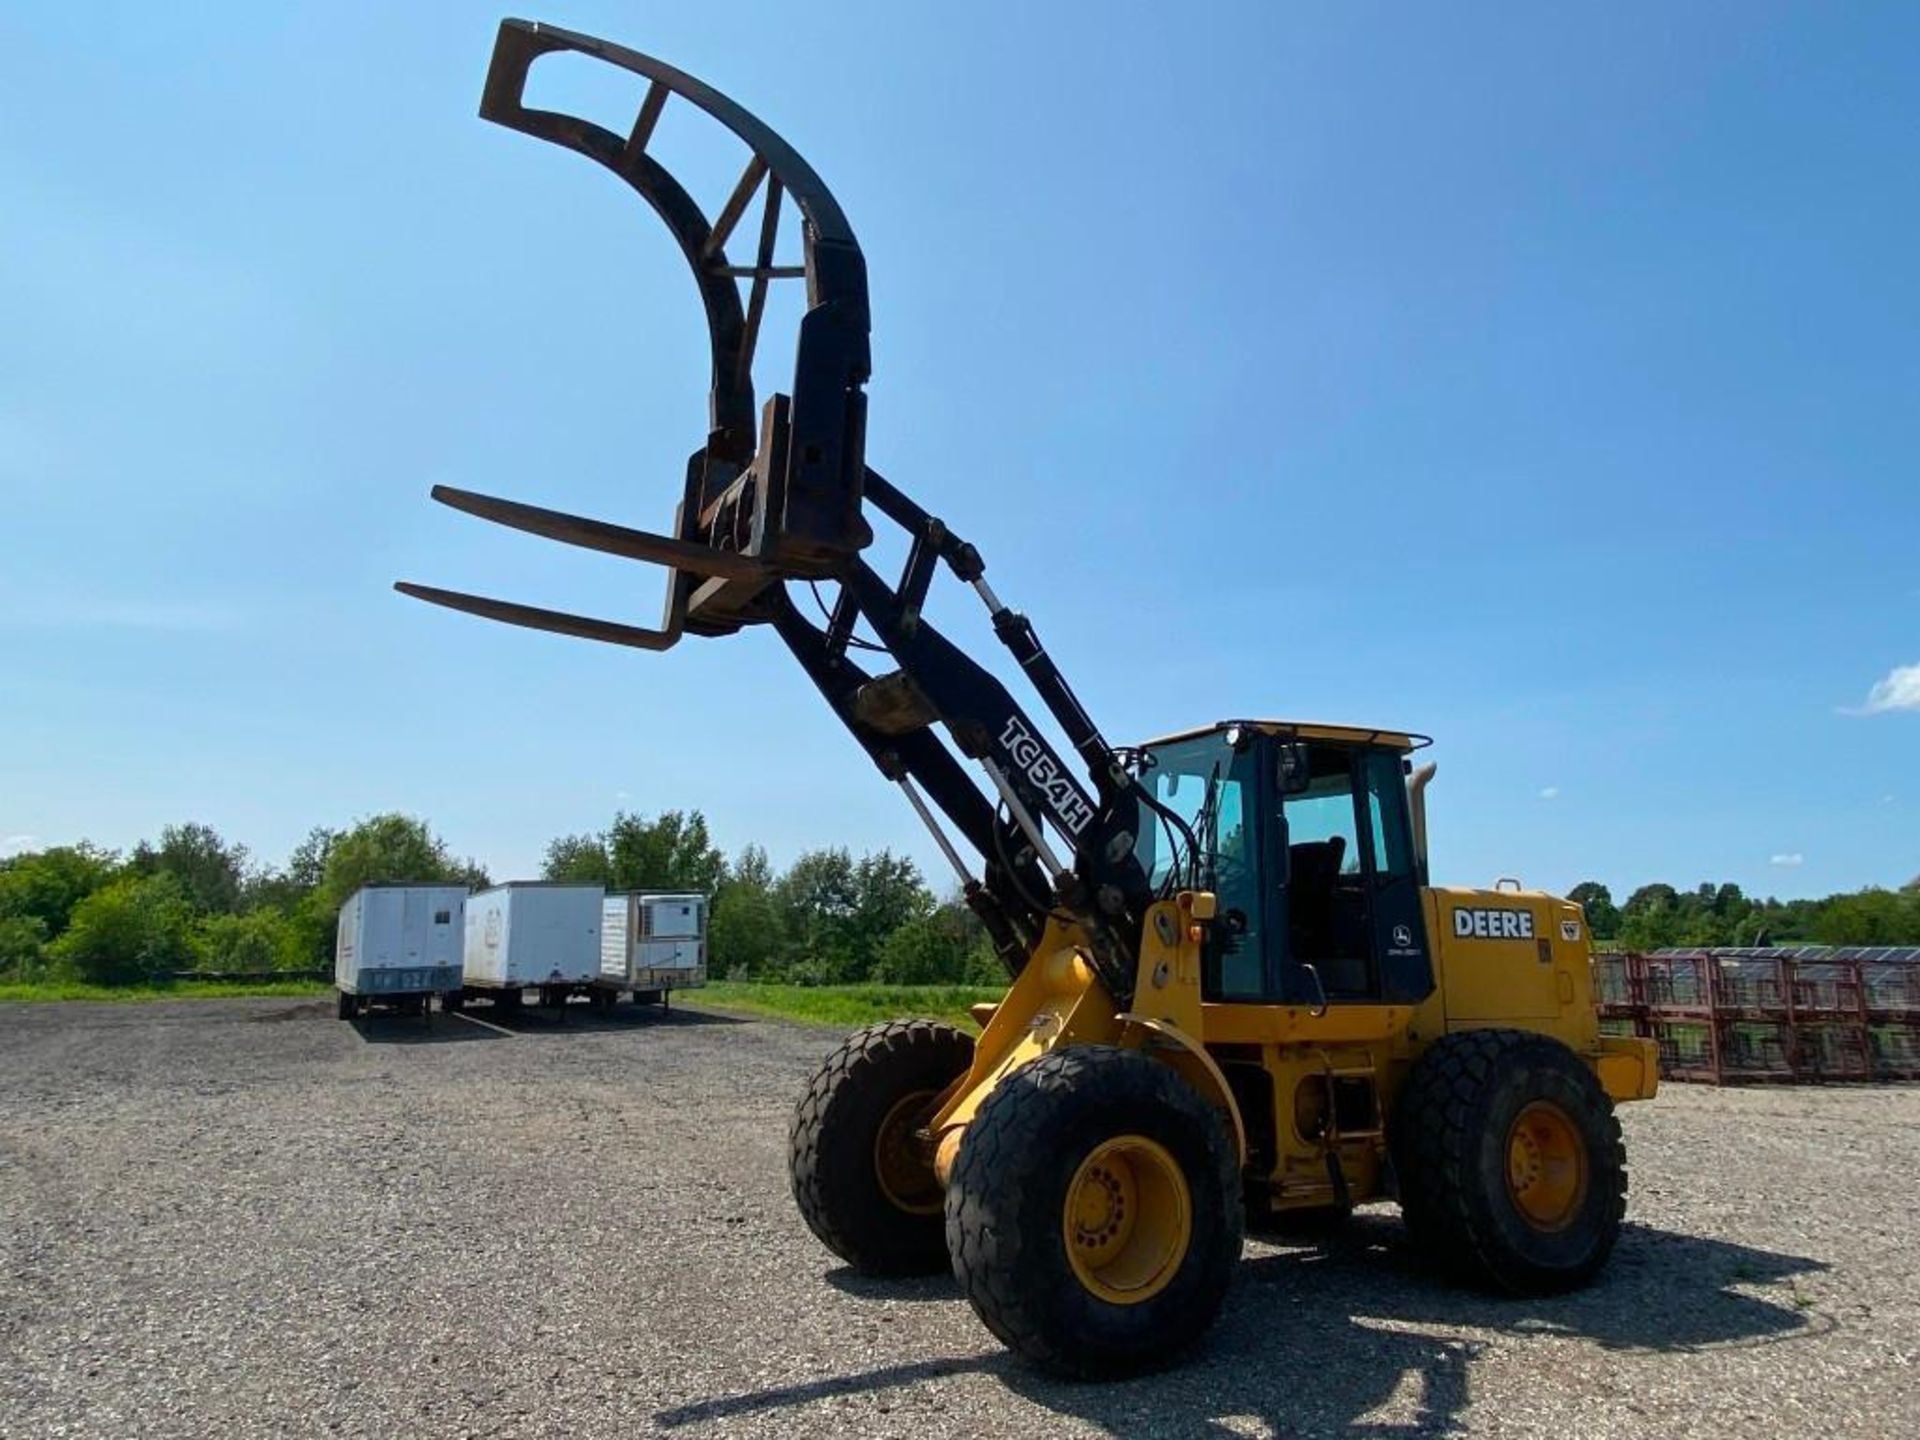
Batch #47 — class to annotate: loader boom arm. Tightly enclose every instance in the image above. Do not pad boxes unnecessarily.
[400,20,1167,997]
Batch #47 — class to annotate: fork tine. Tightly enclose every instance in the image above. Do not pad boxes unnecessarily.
[429,485,765,581]
[394,582,682,651]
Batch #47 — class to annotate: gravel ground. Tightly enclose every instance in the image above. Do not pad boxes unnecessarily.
[1,997,1915,1440]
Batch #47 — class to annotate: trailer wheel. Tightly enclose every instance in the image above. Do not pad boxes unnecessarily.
[442,990,464,1015]
[945,1046,1243,1377]
[1391,1029,1626,1294]
[790,1019,975,1275]
[336,991,355,1021]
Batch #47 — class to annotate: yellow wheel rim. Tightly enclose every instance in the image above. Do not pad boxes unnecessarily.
[1504,1099,1588,1231]
[873,1090,942,1215]
[1063,1135,1191,1305]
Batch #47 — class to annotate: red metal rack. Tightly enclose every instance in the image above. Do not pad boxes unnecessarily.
[1591,946,1920,1085]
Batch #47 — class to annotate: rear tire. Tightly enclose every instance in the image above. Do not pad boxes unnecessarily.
[945,1046,1243,1377]
[336,991,355,1021]
[1391,1028,1626,1294]
[790,1020,975,1275]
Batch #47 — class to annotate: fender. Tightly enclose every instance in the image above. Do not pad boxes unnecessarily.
[1115,1013,1249,1166]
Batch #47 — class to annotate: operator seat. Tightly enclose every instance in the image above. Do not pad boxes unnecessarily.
[1288,835,1346,968]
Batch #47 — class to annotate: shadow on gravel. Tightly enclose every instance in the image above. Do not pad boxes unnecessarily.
[823,1266,958,1304]
[466,1004,747,1037]
[249,1001,333,1023]
[658,1214,1827,1437]
[350,1013,506,1045]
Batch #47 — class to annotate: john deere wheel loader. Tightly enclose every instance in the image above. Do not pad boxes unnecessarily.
[404,20,1660,1378]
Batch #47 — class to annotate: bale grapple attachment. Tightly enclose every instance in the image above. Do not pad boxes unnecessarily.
[398,18,873,647]
[401,20,1162,999]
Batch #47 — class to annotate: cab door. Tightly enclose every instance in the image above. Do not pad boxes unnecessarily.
[1274,744,1433,1006]
[1353,749,1433,1004]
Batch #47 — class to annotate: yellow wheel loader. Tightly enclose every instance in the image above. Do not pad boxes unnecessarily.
[404,20,1659,1378]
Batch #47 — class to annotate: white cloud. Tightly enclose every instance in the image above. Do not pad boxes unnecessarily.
[1537,786,1560,801]
[1770,853,1804,868]
[1,833,40,855]
[1848,663,1920,715]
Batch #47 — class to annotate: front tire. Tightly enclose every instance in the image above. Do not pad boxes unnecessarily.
[789,1019,975,1275]
[945,1046,1243,1377]
[1391,1029,1626,1294]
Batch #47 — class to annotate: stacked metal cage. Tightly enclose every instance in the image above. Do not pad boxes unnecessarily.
[1592,946,1920,1085]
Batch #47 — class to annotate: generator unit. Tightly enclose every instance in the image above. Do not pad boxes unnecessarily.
[597,891,709,1008]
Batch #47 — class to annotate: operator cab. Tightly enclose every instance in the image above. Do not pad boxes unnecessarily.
[1131,720,1436,1007]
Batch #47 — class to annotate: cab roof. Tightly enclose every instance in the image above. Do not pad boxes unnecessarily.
[1140,719,1432,752]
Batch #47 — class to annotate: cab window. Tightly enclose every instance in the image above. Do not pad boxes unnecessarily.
[1286,774,1362,875]
[1362,751,1415,879]
[1283,752,1372,995]
[1135,734,1263,1000]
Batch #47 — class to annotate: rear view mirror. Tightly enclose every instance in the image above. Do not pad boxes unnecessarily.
[1277,742,1312,796]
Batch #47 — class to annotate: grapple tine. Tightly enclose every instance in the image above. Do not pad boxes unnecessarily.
[393,582,682,651]
[429,485,765,581]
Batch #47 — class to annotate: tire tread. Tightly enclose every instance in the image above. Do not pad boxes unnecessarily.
[789,1018,974,1274]
[1392,1028,1627,1294]
[945,1045,1243,1375]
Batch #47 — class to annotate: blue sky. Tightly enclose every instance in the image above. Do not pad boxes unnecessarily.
[2,2,1914,899]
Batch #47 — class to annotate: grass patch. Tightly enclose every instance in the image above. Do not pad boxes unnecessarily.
[0,978,332,1004]
[689,981,1004,1033]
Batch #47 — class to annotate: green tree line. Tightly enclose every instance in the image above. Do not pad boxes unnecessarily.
[0,809,1001,989]
[1568,879,1920,951]
[536,812,1000,986]
[0,817,489,986]
[8,810,1915,990]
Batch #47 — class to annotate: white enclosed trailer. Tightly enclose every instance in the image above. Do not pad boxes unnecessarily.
[456,883,603,1010]
[333,885,468,1019]
[596,892,708,1008]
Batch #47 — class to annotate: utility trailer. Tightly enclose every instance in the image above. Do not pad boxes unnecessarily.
[593,891,709,1010]
[333,885,468,1019]
[451,883,603,1012]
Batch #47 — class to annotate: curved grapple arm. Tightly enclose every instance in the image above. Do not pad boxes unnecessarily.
[399,21,1155,995]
